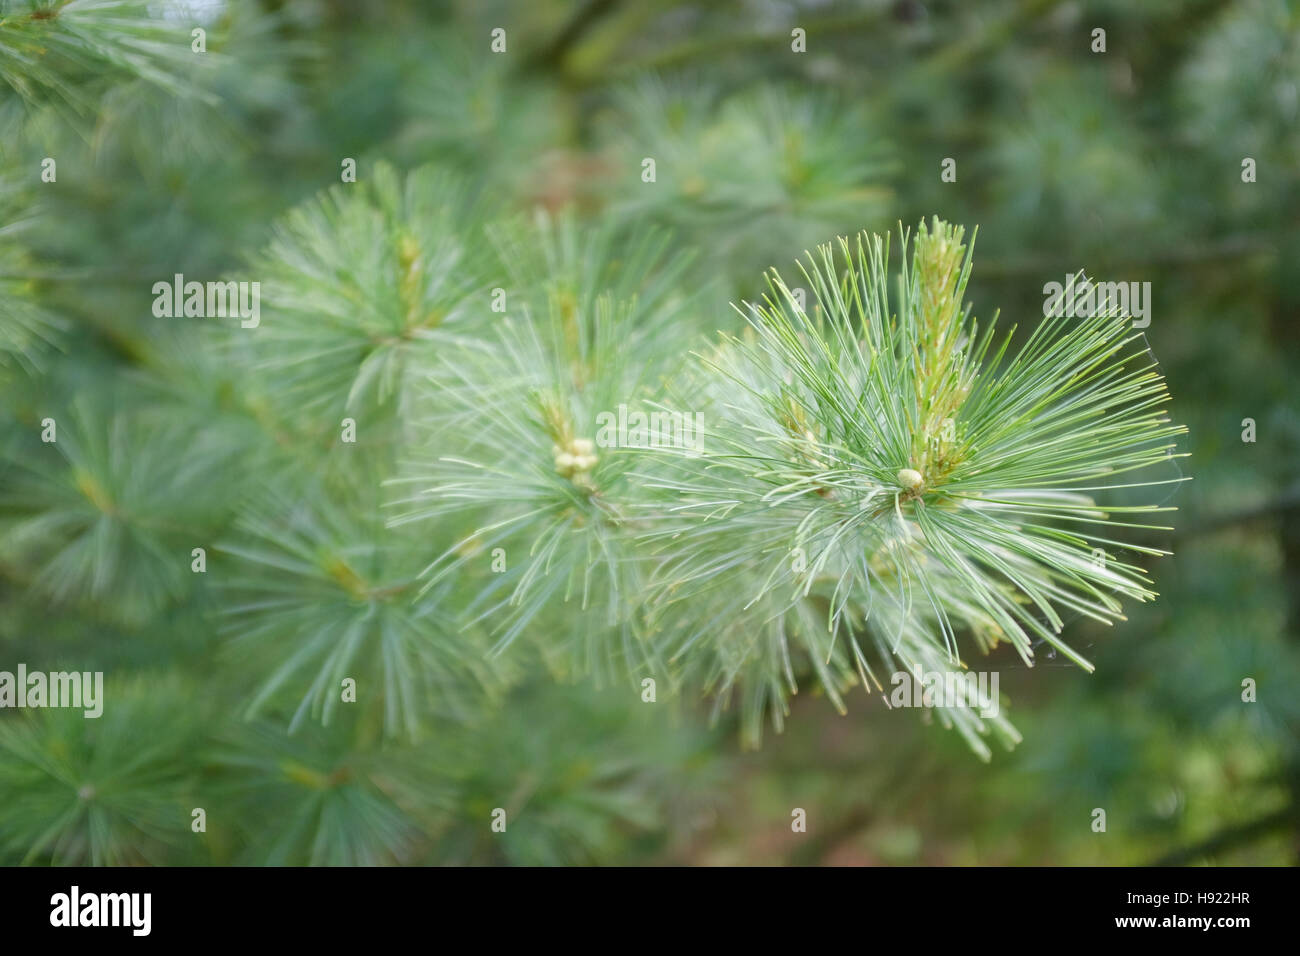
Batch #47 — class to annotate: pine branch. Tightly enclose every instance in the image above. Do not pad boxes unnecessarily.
[636,217,1185,749]
[0,0,221,113]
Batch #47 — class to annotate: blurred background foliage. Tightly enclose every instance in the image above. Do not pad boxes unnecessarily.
[0,0,1297,864]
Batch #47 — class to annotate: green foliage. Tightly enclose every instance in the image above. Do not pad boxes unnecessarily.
[0,394,238,625]
[0,0,1296,866]
[217,484,498,737]
[388,211,696,673]
[244,163,489,429]
[0,0,216,114]
[602,80,894,289]
[0,676,203,865]
[636,220,1182,749]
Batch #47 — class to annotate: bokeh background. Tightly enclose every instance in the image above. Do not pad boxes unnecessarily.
[1,0,1297,865]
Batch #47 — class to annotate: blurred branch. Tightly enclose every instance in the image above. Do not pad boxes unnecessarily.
[1150,805,1294,866]
[1174,485,1300,544]
[975,234,1278,280]
[909,0,1058,81]
[787,805,874,865]
[593,0,1061,83]
[596,9,892,80]
[526,0,622,72]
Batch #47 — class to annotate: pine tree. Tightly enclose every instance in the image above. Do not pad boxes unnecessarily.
[0,0,1296,866]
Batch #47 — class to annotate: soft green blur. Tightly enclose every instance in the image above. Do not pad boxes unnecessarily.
[0,0,1297,865]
